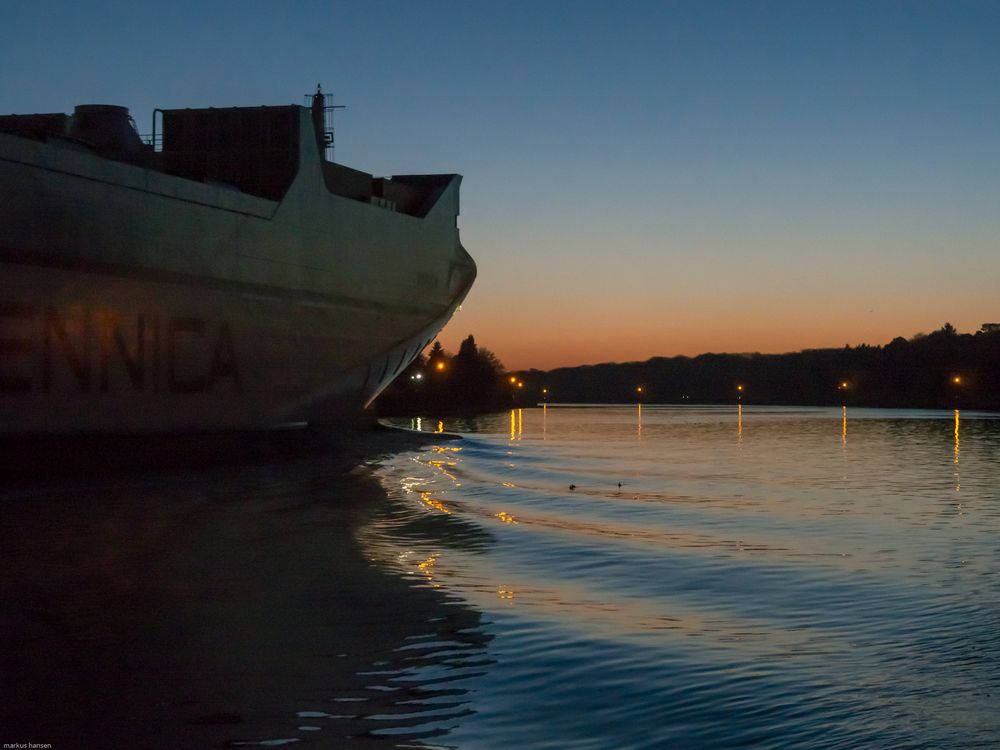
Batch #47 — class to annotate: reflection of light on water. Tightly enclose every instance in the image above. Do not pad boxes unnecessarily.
[363,404,1000,750]
[509,409,522,440]
[840,408,848,479]
[399,476,426,495]
[415,417,422,432]
[428,459,457,468]
[426,457,459,484]
[417,553,441,587]
[543,403,547,439]
[420,491,451,514]
[738,404,743,443]
[437,420,444,433]
[637,403,642,440]
[954,409,960,492]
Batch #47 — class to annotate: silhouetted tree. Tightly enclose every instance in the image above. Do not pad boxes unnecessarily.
[376,335,508,415]
[427,341,448,368]
[452,335,506,406]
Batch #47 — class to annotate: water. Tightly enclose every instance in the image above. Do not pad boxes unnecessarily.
[372,406,1000,749]
[3,406,999,748]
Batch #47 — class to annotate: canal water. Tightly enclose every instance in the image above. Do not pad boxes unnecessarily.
[2,406,998,748]
[373,405,1000,749]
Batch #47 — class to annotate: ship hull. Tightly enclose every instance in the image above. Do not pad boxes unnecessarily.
[0,105,475,436]
[0,258,467,435]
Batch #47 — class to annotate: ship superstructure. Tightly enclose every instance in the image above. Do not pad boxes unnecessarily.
[0,92,475,435]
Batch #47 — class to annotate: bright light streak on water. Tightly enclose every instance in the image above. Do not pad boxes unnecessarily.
[374,406,1000,749]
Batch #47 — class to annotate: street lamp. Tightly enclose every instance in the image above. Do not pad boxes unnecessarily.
[950,374,964,408]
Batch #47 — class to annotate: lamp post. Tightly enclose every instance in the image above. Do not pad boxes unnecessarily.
[508,375,525,404]
[950,374,963,408]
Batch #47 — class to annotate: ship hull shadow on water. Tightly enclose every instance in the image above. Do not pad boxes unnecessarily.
[0,428,492,749]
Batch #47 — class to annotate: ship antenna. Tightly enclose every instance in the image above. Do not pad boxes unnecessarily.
[307,84,346,162]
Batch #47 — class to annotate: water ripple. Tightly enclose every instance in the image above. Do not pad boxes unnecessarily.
[373,406,1000,748]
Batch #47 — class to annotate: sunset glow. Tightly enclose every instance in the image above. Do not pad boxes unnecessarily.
[3,3,997,372]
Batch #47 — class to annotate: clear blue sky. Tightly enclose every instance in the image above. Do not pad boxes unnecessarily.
[4,1,999,369]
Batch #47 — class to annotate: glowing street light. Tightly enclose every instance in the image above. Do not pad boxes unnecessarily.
[435,361,446,371]
[736,384,744,393]
[509,375,517,384]
[950,374,965,407]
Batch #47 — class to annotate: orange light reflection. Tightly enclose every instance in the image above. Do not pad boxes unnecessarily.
[954,409,960,493]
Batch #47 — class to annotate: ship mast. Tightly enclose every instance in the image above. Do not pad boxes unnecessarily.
[309,84,345,162]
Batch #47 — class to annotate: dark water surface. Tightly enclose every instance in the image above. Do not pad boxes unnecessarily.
[377,406,1000,749]
[0,430,488,749]
[3,406,999,748]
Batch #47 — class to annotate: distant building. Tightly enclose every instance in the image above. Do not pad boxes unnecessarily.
[980,323,1000,333]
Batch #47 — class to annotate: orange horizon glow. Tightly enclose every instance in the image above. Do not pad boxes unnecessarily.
[436,314,996,372]
[434,246,997,371]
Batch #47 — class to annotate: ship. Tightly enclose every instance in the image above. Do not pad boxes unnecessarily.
[0,90,476,436]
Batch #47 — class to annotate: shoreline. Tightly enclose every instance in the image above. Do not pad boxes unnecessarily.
[0,421,460,484]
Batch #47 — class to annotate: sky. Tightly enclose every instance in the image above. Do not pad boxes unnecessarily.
[3,1,999,370]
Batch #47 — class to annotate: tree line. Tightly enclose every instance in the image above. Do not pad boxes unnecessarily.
[376,324,1000,415]
[511,324,1000,410]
